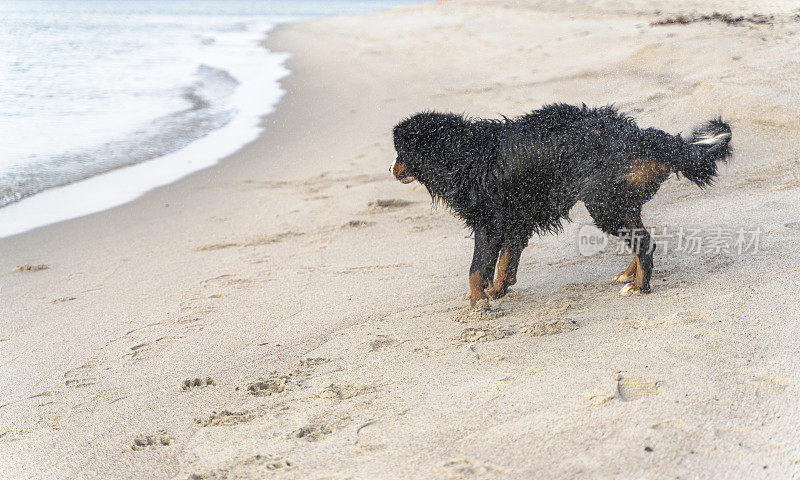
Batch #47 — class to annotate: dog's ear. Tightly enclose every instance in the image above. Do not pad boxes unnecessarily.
[393,116,420,153]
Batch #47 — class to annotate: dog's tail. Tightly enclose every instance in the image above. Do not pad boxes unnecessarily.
[646,118,732,188]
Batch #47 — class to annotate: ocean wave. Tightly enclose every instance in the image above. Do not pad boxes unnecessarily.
[0,65,239,208]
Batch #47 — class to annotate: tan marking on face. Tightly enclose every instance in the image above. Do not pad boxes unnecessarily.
[392,160,415,183]
[621,158,671,188]
[469,271,487,306]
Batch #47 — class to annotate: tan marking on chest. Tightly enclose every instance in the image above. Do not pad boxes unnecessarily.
[621,158,671,188]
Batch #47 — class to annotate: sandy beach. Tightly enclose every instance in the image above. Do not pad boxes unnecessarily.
[2,1,800,478]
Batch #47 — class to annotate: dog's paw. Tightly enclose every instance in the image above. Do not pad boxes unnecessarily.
[619,283,641,296]
[612,272,634,284]
[469,292,488,306]
[487,284,513,299]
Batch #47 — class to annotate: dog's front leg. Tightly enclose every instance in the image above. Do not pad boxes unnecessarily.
[468,226,501,306]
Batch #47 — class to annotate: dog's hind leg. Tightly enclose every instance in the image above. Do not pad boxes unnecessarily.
[487,244,523,299]
[584,199,654,295]
[618,217,654,296]
[468,226,502,306]
[612,256,637,284]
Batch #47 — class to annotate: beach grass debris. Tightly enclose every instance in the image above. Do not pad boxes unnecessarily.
[51,297,77,304]
[12,263,49,272]
[651,12,773,26]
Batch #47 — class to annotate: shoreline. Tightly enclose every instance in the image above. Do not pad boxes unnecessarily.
[2,1,799,478]
[0,24,289,240]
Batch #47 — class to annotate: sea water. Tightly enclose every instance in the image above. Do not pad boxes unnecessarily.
[0,0,417,237]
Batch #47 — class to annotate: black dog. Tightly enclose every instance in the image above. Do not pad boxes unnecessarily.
[391,104,731,305]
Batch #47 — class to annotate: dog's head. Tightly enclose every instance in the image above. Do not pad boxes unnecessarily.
[391,111,466,186]
[390,115,423,185]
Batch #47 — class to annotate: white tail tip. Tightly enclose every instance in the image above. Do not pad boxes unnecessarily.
[692,132,731,145]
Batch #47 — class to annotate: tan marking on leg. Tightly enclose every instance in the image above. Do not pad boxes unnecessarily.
[486,248,511,298]
[612,255,638,283]
[469,271,487,306]
[620,158,671,188]
[634,252,645,289]
[619,253,643,296]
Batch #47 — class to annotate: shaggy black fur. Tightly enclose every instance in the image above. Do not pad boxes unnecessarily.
[391,104,732,305]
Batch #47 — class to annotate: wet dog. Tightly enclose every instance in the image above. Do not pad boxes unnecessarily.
[391,104,731,305]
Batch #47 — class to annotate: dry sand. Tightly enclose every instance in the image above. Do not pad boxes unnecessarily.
[2,1,800,478]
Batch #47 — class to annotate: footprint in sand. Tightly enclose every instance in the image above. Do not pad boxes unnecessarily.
[585,374,661,405]
[353,419,396,452]
[451,300,504,323]
[370,335,398,351]
[341,219,375,229]
[181,377,218,391]
[64,363,99,388]
[317,384,375,400]
[201,273,255,289]
[521,318,578,337]
[293,423,333,442]
[0,430,30,444]
[298,357,331,368]
[195,230,304,251]
[365,198,415,213]
[123,336,180,361]
[615,375,661,401]
[188,455,294,479]
[124,342,153,361]
[130,430,173,451]
[195,410,256,427]
[621,310,709,330]
[440,459,503,479]
[29,390,59,399]
[457,326,515,343]
[246,372,294,397]
[713,425,773,451]
[749,373,790,392]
